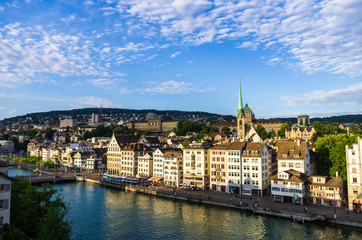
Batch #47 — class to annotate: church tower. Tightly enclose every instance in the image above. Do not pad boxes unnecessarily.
[236,81,245,140]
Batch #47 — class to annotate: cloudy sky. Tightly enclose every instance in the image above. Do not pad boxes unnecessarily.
[1,0,362,120]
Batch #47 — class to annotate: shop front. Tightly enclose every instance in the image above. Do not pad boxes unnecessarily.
[353,200,361,211]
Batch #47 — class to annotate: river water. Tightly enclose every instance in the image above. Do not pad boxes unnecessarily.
[9,168,362,240]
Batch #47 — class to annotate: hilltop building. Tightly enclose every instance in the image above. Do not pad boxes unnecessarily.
[297,115,310,126]
[126,114,177,133]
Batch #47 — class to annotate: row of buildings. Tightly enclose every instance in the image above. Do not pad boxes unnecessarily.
[106,133,344,207]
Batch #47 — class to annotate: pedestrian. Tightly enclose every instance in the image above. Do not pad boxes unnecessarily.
[304,207,307,213]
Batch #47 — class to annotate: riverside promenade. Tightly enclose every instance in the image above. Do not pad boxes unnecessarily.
[122,184,362,228]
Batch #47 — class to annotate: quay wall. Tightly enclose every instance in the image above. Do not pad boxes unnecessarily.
[124,186,318,222]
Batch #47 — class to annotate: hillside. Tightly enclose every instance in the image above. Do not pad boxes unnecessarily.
[1,108,361,126]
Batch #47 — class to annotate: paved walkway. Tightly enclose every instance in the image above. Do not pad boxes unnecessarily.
[153,187,362,224]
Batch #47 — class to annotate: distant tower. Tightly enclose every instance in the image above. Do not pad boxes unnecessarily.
[236,80,245,140]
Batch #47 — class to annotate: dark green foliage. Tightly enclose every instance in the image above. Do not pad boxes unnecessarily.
[316,134,359,180]
[43,127,56,140]
[182,139,190,147]
[10,179,73,239]
[311,132,318,142]
[176,120,207,136]
[82,125,138,140]
[9,157,60,168]
[255,125,267,140]
[25,129,37,137]
[221,126,231,136]
[267,130,276,139]
[277,123,290,137]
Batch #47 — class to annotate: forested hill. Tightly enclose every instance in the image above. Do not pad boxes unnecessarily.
[279,114,362,124]
[1,107,361,126]
[0,108,227,125]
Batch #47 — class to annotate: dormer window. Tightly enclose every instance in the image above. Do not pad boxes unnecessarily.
[282,154,287,158]
[293,154,299,158]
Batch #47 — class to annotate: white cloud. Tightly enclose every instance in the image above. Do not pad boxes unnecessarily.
[267,57,283,65]
[112,0,362,75]
[83,0,94,5]
[140,80,209,94]
[77,96,120,108]
[170,51,181,58]
[280,82,362,105]
[61,14,77,23]
[0,106,3,110]
[0,23,117,88]
[88,78,124,86]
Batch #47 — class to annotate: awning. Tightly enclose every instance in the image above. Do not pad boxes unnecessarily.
[148,176,163,182]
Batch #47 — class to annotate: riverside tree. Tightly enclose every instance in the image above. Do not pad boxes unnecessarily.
[10,179,74,240]
[316,134,359,180]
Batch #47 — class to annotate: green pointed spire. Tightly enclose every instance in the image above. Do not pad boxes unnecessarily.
[237,79,243,117]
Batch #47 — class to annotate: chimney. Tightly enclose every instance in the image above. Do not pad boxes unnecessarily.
[336,171,339,177]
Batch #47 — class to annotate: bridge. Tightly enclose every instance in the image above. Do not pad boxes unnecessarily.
[18,175,76,184]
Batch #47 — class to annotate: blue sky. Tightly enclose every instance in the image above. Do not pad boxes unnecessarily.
[1,0,362,120]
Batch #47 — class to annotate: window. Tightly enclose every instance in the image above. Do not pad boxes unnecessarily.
[0,199,9,210]
[352,168,357,173]
[353,177,358,183]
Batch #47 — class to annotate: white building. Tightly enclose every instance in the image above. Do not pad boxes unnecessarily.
[0,162,11,225]
[270,170,306,205]
[183,143,210,189]
[153,148,165,178]
[276,140,311,176]
[226,142,245,194]
[346,137,362,211]
[137,153,153,179]
[163,151,183,187]
[241,143,270,196]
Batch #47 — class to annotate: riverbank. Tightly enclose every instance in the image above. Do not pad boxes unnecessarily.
[84,177,362,228]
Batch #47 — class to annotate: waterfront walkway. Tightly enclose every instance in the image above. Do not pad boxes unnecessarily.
[124,185,362,227]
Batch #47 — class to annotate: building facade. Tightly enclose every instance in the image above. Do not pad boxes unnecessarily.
[182,143,210,189]
[285,127,316,141]
[346,138,362,211]
[276,141,311,176]
[227,142,245,194]
[241,143,270,196]
[210,144,230,192]
[163,151,183,187]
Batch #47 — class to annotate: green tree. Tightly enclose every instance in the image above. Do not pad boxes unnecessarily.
[35,134,43,142]
[255,125,268,140]
[182,139,190,147]
[267,130,276,139]
[25,129,37,137]
[299,119,304,126]
[10,179,74,239]
[311,132,318,142]
[277,123,290,137]
[349,123,360,135]
[44,127,56,140]
[208,126,218,135]
[221,126,231,136]
[313,121,323,136]
[316,134,359,180]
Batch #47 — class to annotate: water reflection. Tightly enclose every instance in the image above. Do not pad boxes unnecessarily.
[24,181,362,240]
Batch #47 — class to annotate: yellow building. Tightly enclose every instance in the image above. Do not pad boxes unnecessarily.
[285,127,316,140]
[126,119,177,133]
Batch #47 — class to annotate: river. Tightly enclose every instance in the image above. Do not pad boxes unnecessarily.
[9,168,362,240]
